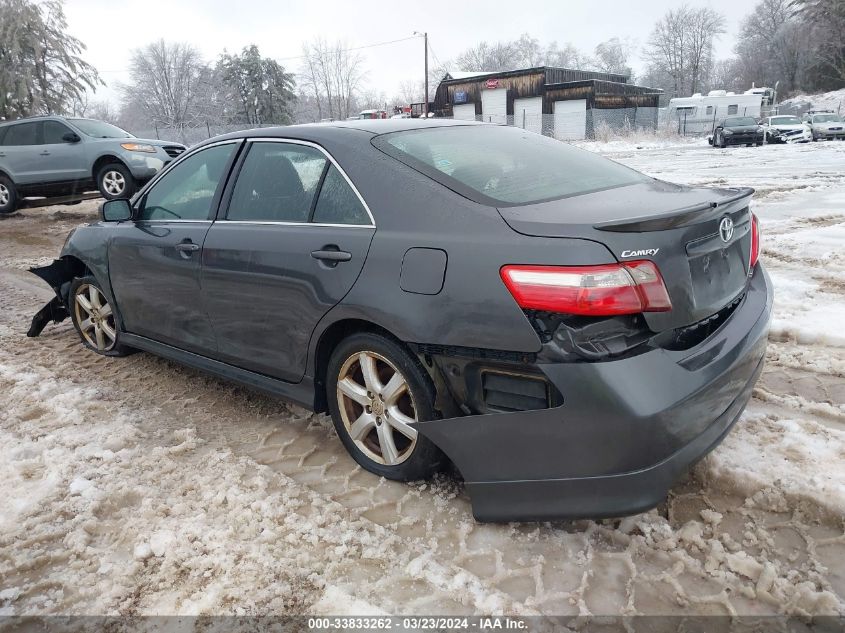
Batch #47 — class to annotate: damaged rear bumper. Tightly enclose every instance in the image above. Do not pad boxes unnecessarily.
[27,259,74,337]
[415,266,773,522]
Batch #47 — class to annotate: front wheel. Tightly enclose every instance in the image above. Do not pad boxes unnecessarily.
[69,276,132,356]
[97,163,136,200]
[327,332,446,481]
[0,176,18,214]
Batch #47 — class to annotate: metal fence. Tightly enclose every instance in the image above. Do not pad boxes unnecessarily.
[132,105,758,147]
[454,105,772,141]
[129,122,284,146]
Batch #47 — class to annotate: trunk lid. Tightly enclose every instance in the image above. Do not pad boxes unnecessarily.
[497,181,754,332]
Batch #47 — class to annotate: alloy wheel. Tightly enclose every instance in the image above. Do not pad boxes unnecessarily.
[74,284,117,351]
[336,351,418,466]
[0,183,9,207]
[102,171,126,196]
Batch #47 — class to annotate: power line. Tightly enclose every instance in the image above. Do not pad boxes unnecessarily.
[96,34,423,75]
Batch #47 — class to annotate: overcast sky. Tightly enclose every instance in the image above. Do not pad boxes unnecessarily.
[65,0,759,105]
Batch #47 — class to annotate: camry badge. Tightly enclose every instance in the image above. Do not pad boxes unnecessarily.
[719,217,734,243]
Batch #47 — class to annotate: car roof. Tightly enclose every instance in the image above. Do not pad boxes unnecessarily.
[215,117,486,141]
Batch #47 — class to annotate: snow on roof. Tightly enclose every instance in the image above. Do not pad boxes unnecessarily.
[443,71,498,81]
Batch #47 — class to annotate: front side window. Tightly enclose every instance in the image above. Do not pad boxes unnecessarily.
[139,143,236,221]
[42,121,74,144]
[374,125,646,206]
[312,165,370,225]
[227,142,327,222]
[3,122,38,146]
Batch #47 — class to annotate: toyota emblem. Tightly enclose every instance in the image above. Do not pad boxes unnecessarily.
[719,217,734,243]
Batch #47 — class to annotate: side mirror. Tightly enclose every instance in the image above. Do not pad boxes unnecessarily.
[101,199,132,222]
[62,132,81,143]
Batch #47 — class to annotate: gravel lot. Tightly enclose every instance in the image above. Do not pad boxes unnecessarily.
[1,139,843,617]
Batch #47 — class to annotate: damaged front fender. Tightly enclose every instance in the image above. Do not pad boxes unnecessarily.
[27,259,77,337]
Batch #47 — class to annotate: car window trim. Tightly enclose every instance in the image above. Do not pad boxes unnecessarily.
[217,137,376,229]
[133,139,243,223]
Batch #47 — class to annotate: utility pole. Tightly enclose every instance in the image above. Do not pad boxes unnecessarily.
[414,31,429,117]
[423,32,429,117]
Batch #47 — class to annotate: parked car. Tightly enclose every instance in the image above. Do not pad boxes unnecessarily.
[760,115,812,143]
[802,111,845,141]
[711,116,765,148]
[28,121,771,522]
[0,116,186,214]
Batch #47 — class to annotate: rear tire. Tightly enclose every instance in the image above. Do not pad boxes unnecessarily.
[0,176,18,215]
[69,276,132,357]
[327,332,446,481]
[97,163,135,200]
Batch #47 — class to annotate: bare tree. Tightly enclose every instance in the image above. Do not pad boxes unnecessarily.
[594,38,634,76]
[397,80,424,105]
[454,41,519,71]
[299,39,366,120]
[121,40,211,131]
[645,5,726,96]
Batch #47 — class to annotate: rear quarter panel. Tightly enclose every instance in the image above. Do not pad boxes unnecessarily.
[306,133,618,363]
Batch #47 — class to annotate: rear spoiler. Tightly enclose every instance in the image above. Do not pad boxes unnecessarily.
[594,187,754,232]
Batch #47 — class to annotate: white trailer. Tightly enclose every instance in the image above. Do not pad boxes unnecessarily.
[668,91,764,135]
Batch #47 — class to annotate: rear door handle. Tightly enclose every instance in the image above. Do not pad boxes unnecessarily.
[40,151,50,156]
[311,249,352,263]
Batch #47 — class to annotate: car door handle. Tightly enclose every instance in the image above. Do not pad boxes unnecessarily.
[40,151,50,156]
[311,249,352,263]
[175,241,200,258]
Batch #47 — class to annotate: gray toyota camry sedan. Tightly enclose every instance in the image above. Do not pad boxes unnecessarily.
[28,119,772,522]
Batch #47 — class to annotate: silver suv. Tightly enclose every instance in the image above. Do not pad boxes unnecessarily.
[802,110,845,141]
[0,116,185,214]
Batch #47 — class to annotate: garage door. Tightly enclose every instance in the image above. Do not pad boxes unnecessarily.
[452,103,476,121]
[513,96,543,134]
[554,99,587,140]
[481,88,507,124]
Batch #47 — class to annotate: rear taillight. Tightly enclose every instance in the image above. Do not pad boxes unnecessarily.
[500,260,672,316]
[749,212,760,272]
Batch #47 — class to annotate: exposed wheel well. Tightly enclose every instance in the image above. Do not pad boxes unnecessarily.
[312,319,408,413]
[92,156,126,181]
[58,256,93,301]
[0,168,13,184]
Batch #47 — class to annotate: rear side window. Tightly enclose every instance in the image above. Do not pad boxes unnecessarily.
[3,122,39,146]
[312,165,370,225]
[0,126,7,146]
[227,142,327,222]
[373,125,645,206]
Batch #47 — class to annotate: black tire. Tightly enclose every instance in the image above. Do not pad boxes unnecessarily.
[0,175,18,215]
[69,275,132,357]
[96,163,135,200]
[326,332,446,481]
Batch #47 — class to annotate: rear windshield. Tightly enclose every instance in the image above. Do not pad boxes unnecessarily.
[372,125,646,206]
[724,117,757,127]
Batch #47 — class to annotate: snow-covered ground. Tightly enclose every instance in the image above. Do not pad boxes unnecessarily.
[1,140,844,618]
[779,88,845,115]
